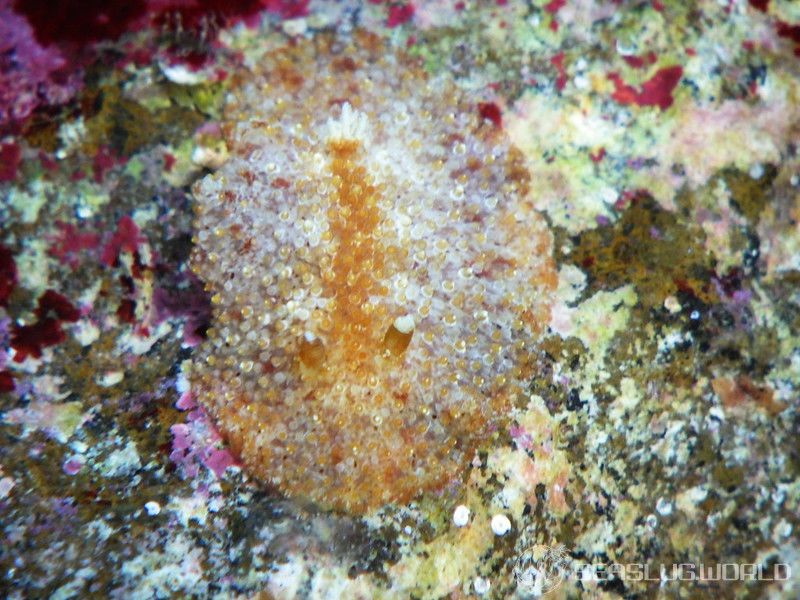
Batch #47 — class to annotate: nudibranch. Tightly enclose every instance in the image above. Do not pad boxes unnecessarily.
[190,31,556,512]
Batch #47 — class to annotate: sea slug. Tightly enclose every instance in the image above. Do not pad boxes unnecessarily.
[189,31,556,512]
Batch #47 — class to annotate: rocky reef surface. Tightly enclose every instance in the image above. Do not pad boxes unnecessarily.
[1,0,799,598]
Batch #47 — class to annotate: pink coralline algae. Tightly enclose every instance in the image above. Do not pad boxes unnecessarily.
[14,0,308,48]
[1,0,311,129]
[62,456,84,476]
[170,392,238,478]
[509,424,534,451]
[152,274,211,347]
[0,1,82,129]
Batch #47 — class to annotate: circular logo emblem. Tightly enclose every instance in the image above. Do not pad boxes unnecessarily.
[513,544,570,597]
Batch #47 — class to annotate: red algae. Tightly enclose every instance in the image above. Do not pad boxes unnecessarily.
[551,53,567,92]
[189,32,555,512]
[10,289,79,362]
[478,102,503,128]
[0,244,16,306]
[0,142,20,182]
[35,290,80,322]
[47,222,100,269]
[609,65,683,110]
[621,52,658,69]
[91,146,124,183]
[0,370,13,392]
[11,319,66,362]
[12,0,308,48]
[12,0,147,47]
[386,3,415,27]
[101,216,144,267]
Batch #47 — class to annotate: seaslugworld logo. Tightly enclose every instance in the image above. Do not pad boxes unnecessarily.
[513,544,570,597]
[513,544,792,597]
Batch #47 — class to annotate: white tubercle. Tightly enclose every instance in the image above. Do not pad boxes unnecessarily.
[393,314,415,334]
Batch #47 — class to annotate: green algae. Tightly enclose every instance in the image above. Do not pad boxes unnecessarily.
[81,82,211,158]
[563,194,718,309]
[723,165,779,223]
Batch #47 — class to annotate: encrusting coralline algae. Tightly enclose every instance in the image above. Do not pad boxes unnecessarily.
[190,31,556,512]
